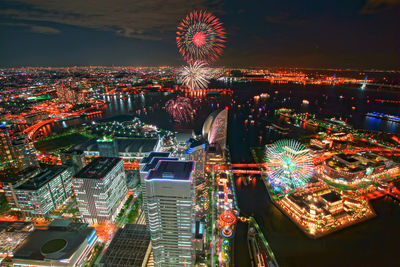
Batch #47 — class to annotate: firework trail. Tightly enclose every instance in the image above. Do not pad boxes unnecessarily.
[177,10,226,62]
[181,60,210,90]
[165,97,193,123]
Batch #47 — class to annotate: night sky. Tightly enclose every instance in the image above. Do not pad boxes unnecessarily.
[1,0,399,69]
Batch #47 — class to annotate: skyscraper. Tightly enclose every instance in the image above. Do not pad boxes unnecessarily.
[202,108,228,150]
[140,154,178,230]
[0,167,39,211]
[11,131,39,170]
[73,157,127,224]
[0,124,14,169]
[0,125,38,171]
[139,152,171,229]
[60,149,87,175]
[144,160,195,266]
[185,140,207,207]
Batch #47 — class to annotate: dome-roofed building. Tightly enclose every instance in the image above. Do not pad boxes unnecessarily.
[11,219,97,267]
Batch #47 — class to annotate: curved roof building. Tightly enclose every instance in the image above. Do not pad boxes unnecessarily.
[12,220,97,267]
[202,109,228,150]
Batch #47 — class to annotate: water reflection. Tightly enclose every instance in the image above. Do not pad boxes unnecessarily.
[235,175,400,267]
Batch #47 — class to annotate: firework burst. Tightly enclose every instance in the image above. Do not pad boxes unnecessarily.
[181,60,210,90]
[265,139,314,195]
[165,97,193,124]
[177,10,226,62]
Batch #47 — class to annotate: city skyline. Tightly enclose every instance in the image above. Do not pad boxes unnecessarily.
[0,1,400,266]
[1,0,399,69]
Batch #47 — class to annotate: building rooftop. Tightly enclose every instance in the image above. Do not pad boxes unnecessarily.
[175,130,194,144]
[139,151,170,165]
[16,166,68,191]
[13,220,94,261]
[100,224,150,267]
[0,221,32,232]
[325,157,365,173]
[188,138,205,149]
[74,157,121,180]
[117,138,158,154]
[48,219,73,230]
[146,160,194,181]
[185,138,206,154]
[336,153,358,163]
[0,166,39,184]
[321,191,342,203]
[141,157,178,173]
[71,138,158,155]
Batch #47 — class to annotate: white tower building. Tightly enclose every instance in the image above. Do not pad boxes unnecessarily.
[144,160,195,266]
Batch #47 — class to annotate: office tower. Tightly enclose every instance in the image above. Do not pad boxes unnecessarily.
[139,152,171,228]
[14,166,73,217]
[60,149,87,175]
[0,167,40,211]
[144,160,195,266]
[0,125,38,171]
[174,130,195,157]
[73,157,127,224]
[186,140,206,195]
[0,124,14,168]
[11,131,39,170]
[202,109,228,150]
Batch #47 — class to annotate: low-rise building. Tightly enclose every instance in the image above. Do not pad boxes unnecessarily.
[0,221,33,260]
[99,224,151,267]
[11,219,97,267]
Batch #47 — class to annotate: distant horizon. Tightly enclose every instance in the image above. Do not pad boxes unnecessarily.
[1,65,399,72]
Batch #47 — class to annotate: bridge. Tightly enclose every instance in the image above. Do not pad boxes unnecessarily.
[23,105,101,140]
[209,163,270,174]
[24,116,63,140]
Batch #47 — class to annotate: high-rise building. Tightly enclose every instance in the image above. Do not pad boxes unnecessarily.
[139,152,171,229]
[11,132,39,171]
[56,81,88,105]
[73,157,127,224]
[0,124,14,169]
[0,125,38,171]
[60,149,87,175]
[144,160,195,266]
[14,166,73,217]
[185,140,207,208]
[0,167,39,211]
[202,108,228,150]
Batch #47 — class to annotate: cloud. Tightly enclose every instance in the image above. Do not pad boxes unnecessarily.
[30,25,60,34]
[361,0,400,13]
[0,22,60,34]
[1,0,222,40]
